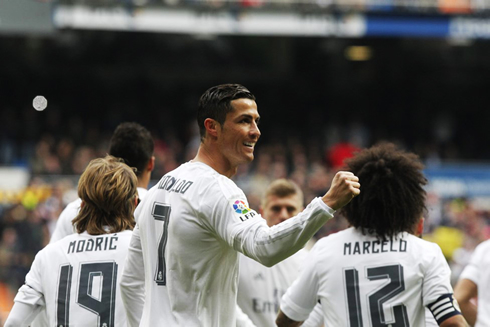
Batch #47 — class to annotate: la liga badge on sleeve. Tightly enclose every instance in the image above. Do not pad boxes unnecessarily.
[230,199,257,222]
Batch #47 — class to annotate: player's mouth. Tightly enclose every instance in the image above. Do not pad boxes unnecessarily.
[243,142,255,149]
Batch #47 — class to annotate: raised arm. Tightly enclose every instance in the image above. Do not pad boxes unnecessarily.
[233,171,359,267]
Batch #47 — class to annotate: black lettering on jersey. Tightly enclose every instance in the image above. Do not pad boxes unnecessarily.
[400,239,407,252]
[95,237,103,251]
[390,240,397,252]
[158,175,170,189]
[239,211,256,222]
[181,181,193,194]
[76,240,86,253]
[68,237,119,254]
[86,239,94,252]
[363,241,370,254]
[68,241,76,254]
[158,175,194,194]
[381,240,389,252]
[173,180,186,193]
[166,177,177,191]
[109,236,118,250]
[344,239,408,255]
[344,243,352,255]
[353,242,361,254]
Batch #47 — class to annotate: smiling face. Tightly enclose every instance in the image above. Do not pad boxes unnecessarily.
[216,98,261,171]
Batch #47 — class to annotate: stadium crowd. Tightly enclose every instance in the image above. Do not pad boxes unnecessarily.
[0,109,489,322]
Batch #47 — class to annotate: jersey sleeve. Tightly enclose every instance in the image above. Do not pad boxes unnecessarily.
[120,224,145,327]
[233,197,334,267]
[50,200,80,243]
[15,248,46,307]
[4,302,43,327]
[280,247,321,322]
[423,243,461,324]
[198,176,335,267]
[301,303,324,327]
[459,241,486,285]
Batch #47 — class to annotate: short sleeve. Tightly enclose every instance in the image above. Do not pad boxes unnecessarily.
[15,251,46,306]
[422,243,454,306]
[459,242,486,285]
[280,248,321,322]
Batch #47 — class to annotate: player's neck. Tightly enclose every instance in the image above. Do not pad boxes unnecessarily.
[137,170,151,190]
[193,143,237,178]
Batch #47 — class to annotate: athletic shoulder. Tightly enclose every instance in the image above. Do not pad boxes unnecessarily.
[180,162,245,200]
[474,238,490,252]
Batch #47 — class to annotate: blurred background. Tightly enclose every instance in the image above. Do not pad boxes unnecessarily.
[1,0,490,322]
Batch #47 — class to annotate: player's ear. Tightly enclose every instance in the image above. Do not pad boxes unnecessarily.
[147,156,155,172]
[415,217,424,237]
[204,118,219,138]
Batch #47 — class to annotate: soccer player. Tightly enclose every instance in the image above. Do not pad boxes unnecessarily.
[237,178,323,327]
[50,121,154,242]
[276,143,467,327]
[454,240,490,326]
[120,83,360,326]
[4,155,138,327]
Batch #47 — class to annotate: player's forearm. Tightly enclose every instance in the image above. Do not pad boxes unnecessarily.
[236,198,334,267]
[439,315,469,327]
[454,278,478,326]
[456,300,476,326]
[276,310,303,327]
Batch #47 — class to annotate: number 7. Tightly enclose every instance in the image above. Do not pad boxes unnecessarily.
[152,202,171,286]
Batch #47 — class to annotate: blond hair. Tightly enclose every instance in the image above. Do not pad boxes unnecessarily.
[261,179,304,208]
[73,155,137,235]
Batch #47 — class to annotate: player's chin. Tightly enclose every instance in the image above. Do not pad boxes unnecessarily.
[244,153,254,162]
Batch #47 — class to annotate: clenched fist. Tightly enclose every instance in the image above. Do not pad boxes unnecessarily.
[322,171,360,210]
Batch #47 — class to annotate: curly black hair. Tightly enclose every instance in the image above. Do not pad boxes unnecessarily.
[340,142,427,240]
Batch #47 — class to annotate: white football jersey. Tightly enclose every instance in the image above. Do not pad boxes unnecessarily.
[238,250,323,327]
[281,227,460,326]
[459,239,490,327]
[50,187,147,243]
[13,230,132,327]
[121,161,335,326]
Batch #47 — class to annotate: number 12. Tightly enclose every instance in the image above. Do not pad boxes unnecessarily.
[344,264,409,327]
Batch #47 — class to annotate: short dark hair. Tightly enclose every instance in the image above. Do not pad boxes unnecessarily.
[109,122,154,177]
[197,84,256,140]
[340,142,427,240]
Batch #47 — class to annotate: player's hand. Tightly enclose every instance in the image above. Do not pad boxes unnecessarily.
[322,171,360,210]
